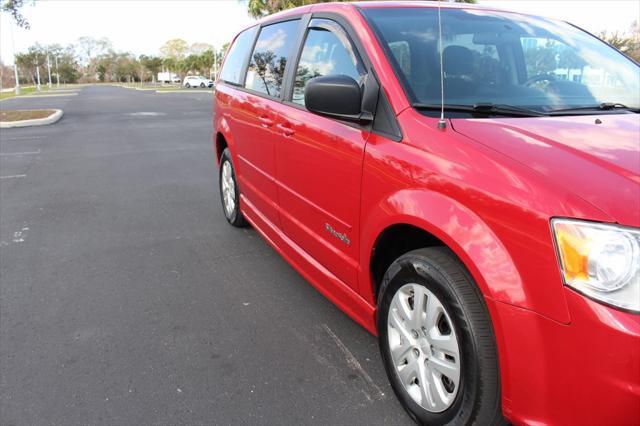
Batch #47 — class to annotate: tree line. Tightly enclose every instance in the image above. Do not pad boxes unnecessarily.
[7,37,228,86]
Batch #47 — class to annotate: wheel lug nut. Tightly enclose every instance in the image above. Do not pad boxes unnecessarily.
[412,330,419,339]
[413,348,420,357]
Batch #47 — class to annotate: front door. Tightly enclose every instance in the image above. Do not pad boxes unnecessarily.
[274,19,370,290]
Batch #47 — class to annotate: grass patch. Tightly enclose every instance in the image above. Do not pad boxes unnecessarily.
[0,109,56,122]
[0,86,51,100]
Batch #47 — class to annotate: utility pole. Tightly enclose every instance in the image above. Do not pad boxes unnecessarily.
[213,49,218,79]
[55,55,60,88]
[35,57,42,91]
[9,17,20,94]
[47,53,53,89]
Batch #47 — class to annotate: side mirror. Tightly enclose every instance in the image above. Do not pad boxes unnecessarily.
[305,75,368,122]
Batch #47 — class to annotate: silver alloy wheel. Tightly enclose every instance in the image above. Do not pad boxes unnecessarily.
[388,283,461,412]
[221,160,236,217]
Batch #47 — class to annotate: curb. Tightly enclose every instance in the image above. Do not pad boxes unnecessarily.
[119,85,180,91]
[0,93,78,102]
[156,90,214,94]
[0,109,64,128]
[18,93,78,98]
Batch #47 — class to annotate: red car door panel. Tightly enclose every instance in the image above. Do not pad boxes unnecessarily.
[274,104,367,289]
[272,21,370,290]
[229,91,280,227]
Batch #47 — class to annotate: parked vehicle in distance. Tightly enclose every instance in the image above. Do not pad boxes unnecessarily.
[157,72,181,84]
[183,75,214,88]
[214,2,640,425]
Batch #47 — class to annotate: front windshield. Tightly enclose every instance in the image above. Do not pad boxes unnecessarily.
[362,7,640,112]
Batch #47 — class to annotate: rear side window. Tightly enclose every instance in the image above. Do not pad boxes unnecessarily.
[245,20,300,98]
[293,26,365,105]
[219,26,258,85]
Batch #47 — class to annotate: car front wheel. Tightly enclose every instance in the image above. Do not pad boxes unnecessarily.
[200,82,205,88]
[185,83,191,88]
[378,247,504,425]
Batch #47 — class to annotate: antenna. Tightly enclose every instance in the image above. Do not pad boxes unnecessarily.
[437,0,446,130]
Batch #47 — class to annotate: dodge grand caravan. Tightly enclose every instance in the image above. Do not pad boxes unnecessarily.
[213,2,640,425]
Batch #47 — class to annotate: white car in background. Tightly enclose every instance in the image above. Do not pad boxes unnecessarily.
[183,75,214,88]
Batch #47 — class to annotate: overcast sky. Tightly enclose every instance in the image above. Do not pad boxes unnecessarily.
[1,0,638,65]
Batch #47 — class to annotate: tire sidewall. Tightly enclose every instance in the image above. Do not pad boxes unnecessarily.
[378,253,481,426]
[219,149,242,225]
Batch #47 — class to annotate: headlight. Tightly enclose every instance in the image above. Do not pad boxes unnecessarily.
[552,218,640,312]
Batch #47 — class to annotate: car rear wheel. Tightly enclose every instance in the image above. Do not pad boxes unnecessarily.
[378,247,504,426]
[219,148,247,227]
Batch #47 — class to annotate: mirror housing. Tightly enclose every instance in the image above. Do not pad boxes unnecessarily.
[304,75,370,122]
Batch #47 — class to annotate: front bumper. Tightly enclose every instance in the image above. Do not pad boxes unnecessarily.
[493,289,640,425]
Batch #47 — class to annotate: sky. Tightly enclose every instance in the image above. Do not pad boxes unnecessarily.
[1,0,639,65]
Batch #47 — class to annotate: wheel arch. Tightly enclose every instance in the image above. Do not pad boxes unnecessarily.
[215,116,235,165]
[362,188,518,407]
[362,188,524,308]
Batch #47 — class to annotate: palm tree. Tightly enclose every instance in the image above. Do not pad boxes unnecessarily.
[246,0,475,18]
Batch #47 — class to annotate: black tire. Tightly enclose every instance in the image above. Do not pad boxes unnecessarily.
[378,247,504,426]
[200,82,205,88]
[219,148,247,227]
[185,83,191,88]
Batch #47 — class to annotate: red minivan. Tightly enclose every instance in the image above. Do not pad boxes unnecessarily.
[214,2,640,424]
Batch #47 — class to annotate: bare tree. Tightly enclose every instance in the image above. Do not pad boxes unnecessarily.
[1,0,34,29]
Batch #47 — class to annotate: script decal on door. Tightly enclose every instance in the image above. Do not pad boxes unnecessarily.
[325,223,351,246]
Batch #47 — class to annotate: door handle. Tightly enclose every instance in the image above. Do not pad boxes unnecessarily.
[259,116,274,127]
[277,123,295,137]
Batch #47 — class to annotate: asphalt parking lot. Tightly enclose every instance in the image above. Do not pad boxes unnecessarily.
[0,86,411,424]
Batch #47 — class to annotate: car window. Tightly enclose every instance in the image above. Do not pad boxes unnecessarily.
[363,8,640,111]
[245,20,300,98]
[293,26,365,105]
[389,41,411,79]
[219,26,258,85]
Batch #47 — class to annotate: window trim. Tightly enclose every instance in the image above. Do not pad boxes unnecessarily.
[283,17,366,105]
[218,11,403,141]
[241,17,304,101]
[285,12,402,140]
[219,25,259,87]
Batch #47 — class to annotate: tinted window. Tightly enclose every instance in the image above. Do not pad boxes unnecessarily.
[219,26,258,85]
[364,8,640,111]
[293,27,365,105]
[245,20,300,98]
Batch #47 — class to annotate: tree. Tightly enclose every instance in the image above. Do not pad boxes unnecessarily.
[160,38,189,60]
[2,0,34,29]
[113,53,139,82]
[199,50,215,76]
[139,55,163,83]
[190,42,214,55]
[182,54,202,75]
[1,59,16,87]
[162,57,177,74]
[47,43,80,83]
[523,39,558,77]
[599,21,640,62]
[15,44,46,85]
[76,36,112,65]
[246,0,474,18]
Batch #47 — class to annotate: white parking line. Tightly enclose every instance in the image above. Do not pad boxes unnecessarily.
[320,323,386,400]
[0,136,44,141]
[0,150,41,156]
[0,174,26,179]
